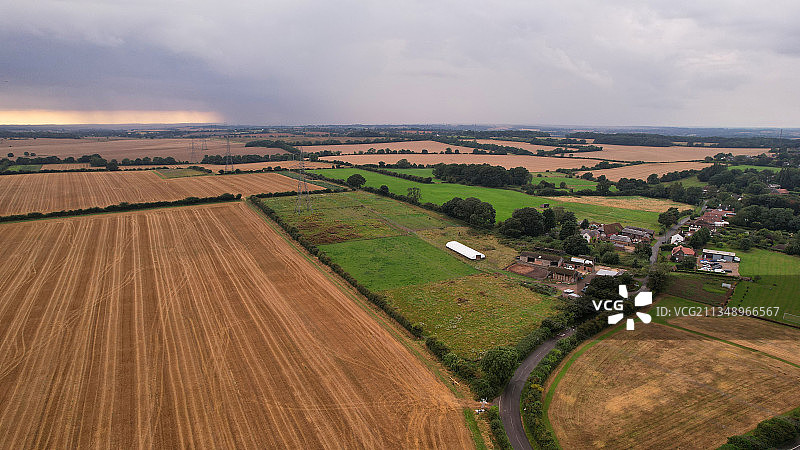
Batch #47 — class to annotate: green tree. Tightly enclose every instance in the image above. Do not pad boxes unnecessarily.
[596,178,612,195]
[647,264,671,293]
[658,207,680,228]
[346,173,366,188]
[406,187,421,203]
[106,160,119,171]
[559,220,577,240]
[564,235,590,256]
[542,208,556,231]
[481,347,519,389]
[688,227,711,248]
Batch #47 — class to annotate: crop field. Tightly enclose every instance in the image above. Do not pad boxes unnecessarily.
[664,273,732,305]
[0,171,313,215]
[5,164,41,172]
[262,191,454,244]
[308,168,663,229]
[729,248,800,323]
[553,195,686,213]
[320,153,597,172]
[0,202,472,448]
[320,235,480,291]
[384,274,557,359]
[530,172,598,188]
[577,161,712,181]
[302,140,476,155]
[547,322,800,449]
[668,316,800,366]
[154,168,208,178]
[0,137,286,161]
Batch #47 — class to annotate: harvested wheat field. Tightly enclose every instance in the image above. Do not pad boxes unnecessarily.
[321,153,597,171]
[547,323,800,449]
[477,139,768,162]
[669,316,800,366]
[0,171,314,215]
[0,138,287,161]
[551,195,687,213]
[578,161,712,181]
[0,203,471,448]
[303,140,476,155]
[197,160,335,171]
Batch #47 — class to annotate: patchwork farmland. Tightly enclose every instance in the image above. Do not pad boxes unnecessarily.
[320,153,597,172]
[578,161,712,181]
[0,171,314,215]
[0,202,472,448]
[0,137,285,161]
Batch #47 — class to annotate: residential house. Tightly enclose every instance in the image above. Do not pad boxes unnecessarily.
[620,226,654,243]
[671,245,696,262]
[670,234,685,245]
[601,222,623,237]
[580,229,600,243]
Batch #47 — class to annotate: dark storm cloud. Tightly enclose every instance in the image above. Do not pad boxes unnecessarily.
[1,0,799,126]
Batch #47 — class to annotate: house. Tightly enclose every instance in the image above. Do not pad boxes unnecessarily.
[565,256,594,273]
[580,229,600,243]
[518,251,563,267]
[446,241,485,260]
[772,188,790,195]
[601,223,623,237]
[702,249,737,262]
[671,245,696,262]
[608,234,632,245]
[548,266,578,283]
[620,227,654,242]
[670,234,685,245]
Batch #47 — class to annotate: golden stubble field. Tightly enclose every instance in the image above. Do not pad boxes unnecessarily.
[320,153,597,171]
[0,171,314,215]
[477,139,768,162]
[0,138,288,161]
[302,140,476,155]
[579,161,712,181]
[547,322,800,449]
[0,203,471,448]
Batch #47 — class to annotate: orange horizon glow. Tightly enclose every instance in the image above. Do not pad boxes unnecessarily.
[0,110,224,125]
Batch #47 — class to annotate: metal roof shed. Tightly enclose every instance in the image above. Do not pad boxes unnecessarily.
[446,241,485,260]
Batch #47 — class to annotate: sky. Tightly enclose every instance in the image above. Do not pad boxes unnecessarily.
[1,1,799,127]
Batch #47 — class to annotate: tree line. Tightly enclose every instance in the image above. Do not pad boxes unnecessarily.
[432,163,531,187]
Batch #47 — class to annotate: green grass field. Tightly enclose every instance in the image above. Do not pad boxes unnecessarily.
[383,274,558,359]
[261,191,453,243]
[663,272,732,306]
[309,168,662,229]
[728,248,800,323]
[319,234,479,291]
[5,164,41,173]
[727,165,781,173]
[663,175,707,187]
[531,172,598,188]
[154,168,208,178]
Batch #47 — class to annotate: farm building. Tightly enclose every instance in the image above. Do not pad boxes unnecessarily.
[565,256,594,273]
[702,249,737,262]
[445,241,485,260]
[601,222,623,237]
[671,245,695,262]
[548,266,579,283]
[620,227,654,242]
[596,269,620,277]
[518,251,563,267]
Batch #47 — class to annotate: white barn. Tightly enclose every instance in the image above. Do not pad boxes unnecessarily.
[446,241,485,260]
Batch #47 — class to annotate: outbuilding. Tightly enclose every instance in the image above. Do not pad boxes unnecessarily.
[446,241,485,260]
[702,249,736,262]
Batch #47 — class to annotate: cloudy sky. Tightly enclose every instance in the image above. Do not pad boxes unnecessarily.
[1,1,799,126]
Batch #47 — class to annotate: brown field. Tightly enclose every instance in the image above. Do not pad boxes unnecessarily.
[478,139,768,162]
[303,140,476,155]
[196,161,335,171]
[578,161,712,181]
[669,316,800,366]
[552,195,688,212]
[0,138,288,161]
[0,203,470,448]
[320,153,597,171]
[548,323,800,449]
[0,171,314,215]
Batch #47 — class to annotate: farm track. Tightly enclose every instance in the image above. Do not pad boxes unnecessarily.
[0,203,471,448]
[0,171,313,216]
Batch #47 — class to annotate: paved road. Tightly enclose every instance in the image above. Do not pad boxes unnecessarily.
[498,330,575,450]
[649,202,706,264]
